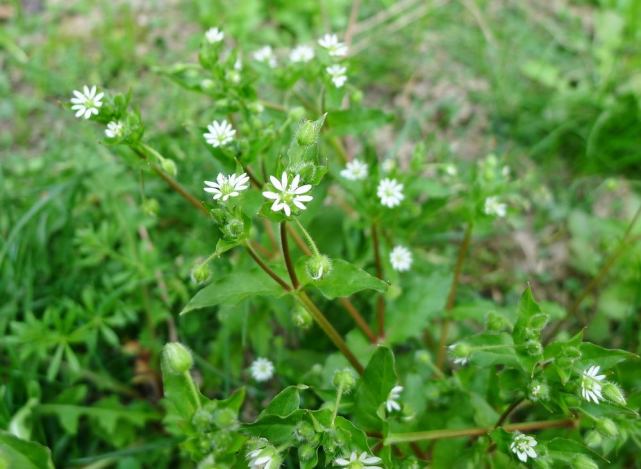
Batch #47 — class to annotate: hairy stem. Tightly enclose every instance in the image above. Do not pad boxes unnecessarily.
[436,221,474,370]
[385,418,576,444]
[280,222,300,289]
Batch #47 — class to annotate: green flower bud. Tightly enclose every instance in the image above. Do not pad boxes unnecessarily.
[212,408,237,429]
[449,342,472,362]
[295,421,316,442]
[142,198,159,217]
[350,89,363,104]
[527,313,549,331]
[486,311,509,332]
[525,339,543,356]
[414,350,432,365]
[528,380,550,401]
[200,79,215,91]
[571,454,598,469]
[191,262,212,284]
[211,431,233,452]
[160,158,177,177]
[602,382,626,405]
[162,342,193,374]
[248,102,264,114]
[192,407,214,430]
[298,444,317,461]
[556,356,574,369]
[385,283,402,300]
[296,120,318,146]
[332,368,356,393]
[561,346,582,360]
[292,307,313,329]
[584,430,602,448]
[596,417,618,438]
[222,218,244,240]
[288,106,305,121]
[305,254,332,280]
[226,70,240,84]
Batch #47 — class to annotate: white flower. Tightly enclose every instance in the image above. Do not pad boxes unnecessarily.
[203,119,236,147]
[234,57,243,71]
[509,432,538,463]
[326,64,348,88]
[205,27,224,44]
[289,45,314,63]
[318,33,348,57]
[104,121,123,139]
[340,159,368,180]
[385,385,403,413]
[377,178,404,208]
[203,173,250,201]
[253,46,277,68]
[448,343,470,366]
[390,246,412,272]
[581,365,606,404]
[262,172,313,217]
[444,164,457,177]
[247,441,280,469]
[334,451,382,469]
[250,357,274,382]
[484,196,507,217]
[70,85,103,119]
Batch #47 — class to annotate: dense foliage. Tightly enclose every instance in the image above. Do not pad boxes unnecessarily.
[2,1,641,468]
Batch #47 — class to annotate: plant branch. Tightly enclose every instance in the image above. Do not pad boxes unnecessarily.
[280,222,300,289]
[245,243,292,291]
[436,221,474,370]
[385,418,577,445]
[495,398,525,428]
[338,298,377,343]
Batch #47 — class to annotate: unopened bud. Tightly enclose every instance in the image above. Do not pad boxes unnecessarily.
[248,102,264,114]
[298,444,316,461]
[486,311,509,332]
[571,454,598,469]
[160,158,177,177]
[596,417,618,438]
[305,255,332,280]
[525,339,543,356]
[292,307,313,329]
[191,262,212,284]
[527,313,549,331]
[295,421,316,442]
[296,120,317,146]
[162,342,193,374]
[222,218,244,240]
[584,430,602,448]
[212,408,237,429]
[449,342,471,361]
[602,382,626,405]
[350,89,363,104]
[332,368,356,393]
[142,198,159,217]
[415,350,431,365]
[528,381,549,401]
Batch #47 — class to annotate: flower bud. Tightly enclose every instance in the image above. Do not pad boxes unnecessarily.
[571,454,598,469]
[142,198,159,217]
[288,106,305,121]
[296,120,318,146]
[305,255,332,280]
[332,368,356,393]
[212,408,237,429]
[527,313,549,331]
[292,307,313,329]
[415,350,432,365]
[561,346,582,360]
[160,158,177,177]
[584,430,602,448]
[192,407,214,430]
[385,283,402,300]
[528,380,550,401]
[486,311,509,332]
[350,89,363,104]
[191,262,212,284]
[222,218,245,240]
[298,444,317,461]
[525,339,543,356]
[602,382,626,405]
[248,102,264,114]
[449,342,472,364]
[162,342,193,374]
[596,417,618,438]
[294,421,317,443]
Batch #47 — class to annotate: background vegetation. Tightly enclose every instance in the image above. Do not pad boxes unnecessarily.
[1,0,641,467]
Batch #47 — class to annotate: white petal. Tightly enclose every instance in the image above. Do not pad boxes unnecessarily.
[270,175,283,191]
[263,191,280,200]
[294,184,312,194]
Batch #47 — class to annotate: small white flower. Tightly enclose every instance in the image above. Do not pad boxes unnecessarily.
[253,46,277,68]
[318,33,348,57]
[70,85,104,119]
[234,57,243,71]
[247,441,280,469]
[289,45,315,63]
[581,365,606,404]
[390,246,412,272]
[528,381,549,402]
[484,196,507,217]
[377,178,404,208]
[203,173,250,202]
[250,357,274,382]
[326,64,347,88]
[205,27,224,44]
[509,432,538,463]
[340,159,368,180]
[203,119,236,148]
[385,385,403,413]
[448,343,470,366]
[444,164,457,177]
[262,172,313,217]
[104,121,123,139]
[334,451,382,469]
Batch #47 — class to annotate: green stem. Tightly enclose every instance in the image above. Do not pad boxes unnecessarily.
[280,222,300,289]
[371,223,386,338]
[331,383,344,427]
[294,218,321,256]
[385,418,576,445]
[184,371,202,409]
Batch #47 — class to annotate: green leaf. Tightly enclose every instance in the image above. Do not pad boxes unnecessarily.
[259,385,307,418]
[244,410,307,446]
[0,431,54,469]
[181,269,284,315]
[466,332,519,368]
[353,347,398,430]
[308,259,387,299]
[577,343,639,370]
[327,109,393,136]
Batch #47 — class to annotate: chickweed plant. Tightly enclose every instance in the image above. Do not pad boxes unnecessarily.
[3,9,641,469]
